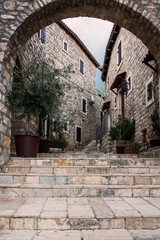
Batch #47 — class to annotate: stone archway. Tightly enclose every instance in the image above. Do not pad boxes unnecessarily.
[0,0,160,163]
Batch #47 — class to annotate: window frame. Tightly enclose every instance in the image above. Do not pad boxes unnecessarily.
[127,74,132,96]
[63,121,69,133]
[63,40,68,52]
[146,75,154,107]
[117,39,123,69]
[82,97,87,115]
[79,59,85,76]
[75,125,82,143]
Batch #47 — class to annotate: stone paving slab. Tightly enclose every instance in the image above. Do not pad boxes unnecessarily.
[0,196,160,230]
[2,229,160,240]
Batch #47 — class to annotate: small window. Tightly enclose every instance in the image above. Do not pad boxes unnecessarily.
[80,59,84,75]
[146,76,154,107]
[63,41,68,51]
[127,76,132,95]
[63,121,69,133]
[147,82,152,101]
[82,97,87,114]
[117,40,122,67]
[76,126,82,143]
[41,27,46,44]
[100,111,103,123]
[114,97,117,109]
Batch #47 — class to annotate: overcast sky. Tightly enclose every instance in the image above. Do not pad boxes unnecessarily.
[63,17,113,90]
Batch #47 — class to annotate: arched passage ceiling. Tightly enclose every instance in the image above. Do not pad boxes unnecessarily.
[0,0,159,67]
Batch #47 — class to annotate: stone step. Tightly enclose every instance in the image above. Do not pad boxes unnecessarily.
[0,196,160,231]
[1,184,160,197]
[1,229,160,240]
[3,164,160,175]
[7,157,160,167]
[1,173,160,185]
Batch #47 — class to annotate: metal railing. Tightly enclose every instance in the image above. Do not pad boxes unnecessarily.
[96,109,122,145]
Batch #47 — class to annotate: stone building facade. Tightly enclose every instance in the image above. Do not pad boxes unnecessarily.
[12,21,103,151]
[101,25,159,152]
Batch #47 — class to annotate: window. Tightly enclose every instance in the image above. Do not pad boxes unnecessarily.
[114,97,117,109]
[127,76,132,95]
[146,76,154,107]
[63,41,68,52]
[41,27,46,44]
[82,97,87,114]
[147,82,152,101]
[117,40,122,67]
[80,59,84,75]
[76,126,82,143]
[63,121,69,133]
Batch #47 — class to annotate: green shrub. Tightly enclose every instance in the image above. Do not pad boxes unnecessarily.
[50,137,69,150]
[109,116,135,141]
[130,142,142,154]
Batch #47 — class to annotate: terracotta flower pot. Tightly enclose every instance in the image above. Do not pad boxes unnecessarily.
[15,135,40,157]
[124,147,136,154]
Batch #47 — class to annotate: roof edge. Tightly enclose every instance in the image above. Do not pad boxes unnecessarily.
[101,24,120,81]
[57,20,100,68]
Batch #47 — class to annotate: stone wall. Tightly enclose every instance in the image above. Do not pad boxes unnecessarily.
[102,27,159,152]
[12,22,103,151]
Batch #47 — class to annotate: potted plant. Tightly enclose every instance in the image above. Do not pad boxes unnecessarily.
[124,142,141,154]
[7,58,71,157]
[150,109,160,147]
[109,116,135,153]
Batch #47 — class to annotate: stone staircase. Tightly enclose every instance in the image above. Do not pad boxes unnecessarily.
[82,140,97,153]
[0,153,160,239]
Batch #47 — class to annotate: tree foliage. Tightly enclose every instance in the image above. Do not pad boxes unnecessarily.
[7,58,72,134]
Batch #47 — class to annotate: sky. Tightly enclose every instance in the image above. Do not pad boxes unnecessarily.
[63,17,113,90]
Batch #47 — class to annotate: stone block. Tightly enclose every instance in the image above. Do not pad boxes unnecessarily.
[10,218,38,230]
[0,176,13,184]
[68,204,94,218]
[126,217,160,230]
[115,189,132,197]
[100,219,125,229]
[68,176,83,184]
[22,188,53,198]
[70,219,99,230]
[90,188,102,197]
[109,176,134,185]
[13,176,26,184]
[83,229,132,240]
[150,189,160,197]
[54,167,77,175]
[84,176,102,185]
[40,176,54,184]
[26,176,39,184]
[71,188,89,197]
[53,188,70,197]
[135,176,151,185]
[34,230,81,240]
[89,198,114,218]
[55,176,67,185]
[38,218,70,230]
[68,198,89,205]
[102,189,115,197]
[133,188,149,197]
[0,230,36,239]
[0,218,9,230]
